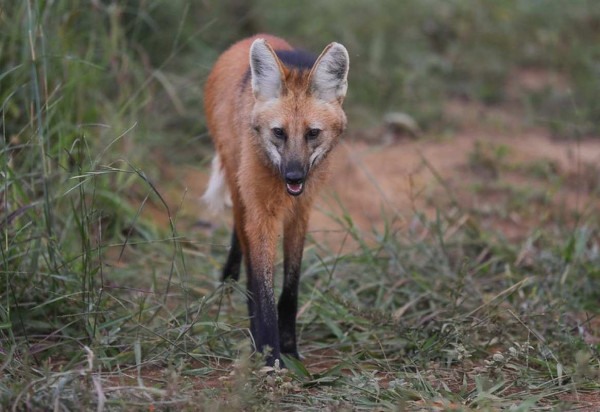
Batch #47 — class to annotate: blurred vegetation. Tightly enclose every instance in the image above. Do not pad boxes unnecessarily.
[1,1,600,409]
[3,0,600,151]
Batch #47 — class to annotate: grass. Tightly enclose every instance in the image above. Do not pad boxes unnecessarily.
[2,1,600,410]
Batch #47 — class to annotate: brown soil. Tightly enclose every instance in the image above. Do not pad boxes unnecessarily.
[154,100,600,251]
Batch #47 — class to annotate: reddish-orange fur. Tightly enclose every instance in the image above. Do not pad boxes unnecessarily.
[204,34,349,365]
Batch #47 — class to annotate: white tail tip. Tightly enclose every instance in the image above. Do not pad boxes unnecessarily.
[202,154,232,213]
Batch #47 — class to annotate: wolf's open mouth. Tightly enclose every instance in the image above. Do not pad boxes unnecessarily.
[286,182,304,196]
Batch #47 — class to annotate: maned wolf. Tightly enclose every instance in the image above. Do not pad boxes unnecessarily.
[203,34,349,366]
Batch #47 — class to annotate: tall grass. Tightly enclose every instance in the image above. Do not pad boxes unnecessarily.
[1,1,599,410]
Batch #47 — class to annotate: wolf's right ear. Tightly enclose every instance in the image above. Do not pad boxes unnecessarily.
[250,39,285,101]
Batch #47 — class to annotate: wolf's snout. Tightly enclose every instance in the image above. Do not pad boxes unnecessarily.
[284,166,305,196]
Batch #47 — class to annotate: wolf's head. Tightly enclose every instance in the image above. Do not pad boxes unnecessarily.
[249,39,349,196]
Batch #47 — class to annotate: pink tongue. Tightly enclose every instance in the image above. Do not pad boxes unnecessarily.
[287,183,302,193]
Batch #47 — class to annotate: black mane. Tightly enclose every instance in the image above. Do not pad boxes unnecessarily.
[274,49,317,71]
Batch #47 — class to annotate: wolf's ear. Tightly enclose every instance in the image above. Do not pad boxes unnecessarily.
[309,42,349,103]
[250,39,285,101]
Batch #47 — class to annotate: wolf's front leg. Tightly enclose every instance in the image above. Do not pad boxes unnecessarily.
[245,218,281,366]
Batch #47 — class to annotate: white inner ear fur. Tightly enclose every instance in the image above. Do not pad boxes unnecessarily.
[250,39,283,101]
[310,42,349,102]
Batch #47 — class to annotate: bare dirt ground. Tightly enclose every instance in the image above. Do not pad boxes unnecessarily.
[157,100,600,251]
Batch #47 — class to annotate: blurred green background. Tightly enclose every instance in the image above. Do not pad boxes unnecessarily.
[3,0,599,159]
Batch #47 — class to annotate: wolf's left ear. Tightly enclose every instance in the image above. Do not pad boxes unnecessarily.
[309,42,349,103]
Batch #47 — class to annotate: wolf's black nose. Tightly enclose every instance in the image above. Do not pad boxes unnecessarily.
[285,169,305,184]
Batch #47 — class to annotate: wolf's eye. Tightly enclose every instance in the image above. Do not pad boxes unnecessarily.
[306,128,321,140]
[272,128,286,139]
